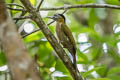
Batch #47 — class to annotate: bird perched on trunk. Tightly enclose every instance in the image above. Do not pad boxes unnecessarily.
[47,14,76,69]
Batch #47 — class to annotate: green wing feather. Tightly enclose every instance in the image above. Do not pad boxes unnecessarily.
[61,24,76,49]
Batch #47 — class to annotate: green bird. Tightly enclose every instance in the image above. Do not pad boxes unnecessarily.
[48,14,76,69]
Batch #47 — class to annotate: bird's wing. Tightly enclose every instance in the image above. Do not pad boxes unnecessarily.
[61,24,76,48]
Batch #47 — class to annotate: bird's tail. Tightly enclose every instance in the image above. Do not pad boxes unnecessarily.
[67,46,77,70]
[73,53,77,70]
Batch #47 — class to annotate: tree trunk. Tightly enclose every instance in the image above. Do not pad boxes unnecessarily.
[0,1,42,80]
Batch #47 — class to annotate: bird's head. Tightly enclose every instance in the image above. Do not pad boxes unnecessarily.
[47,13,65,23]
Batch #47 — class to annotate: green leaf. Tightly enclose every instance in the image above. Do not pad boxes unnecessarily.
[37,42,53,62]
[91,78,111,80]
[96,65,107,77]
[83,67,103,77]
[55,60,68,73]
[105,0,119,5]
[0,52,6,66]
[56,76,73,80]
[45,54,55,67]
[24,31,44,43]
[75,0,96,4]
[77,49,89,64]
[107,74,120,80]
[30,0,36,5]
[90,47,102,61]
[88,9,99,28]
[108,67,120,75]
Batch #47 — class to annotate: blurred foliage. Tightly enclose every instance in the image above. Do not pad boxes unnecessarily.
[1,0,120,80]
[0,51,6,66]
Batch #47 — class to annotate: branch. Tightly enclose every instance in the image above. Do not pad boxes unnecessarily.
[6,6,26,11]
[4,72,7,80]
[7,3,24,9]
[22,28,40,38]
[20,0,83,80]
[7,3,120,11]
[40,3,120,11]
[36,0,44,11]
[13,16,30,20]
[21,21,54,38]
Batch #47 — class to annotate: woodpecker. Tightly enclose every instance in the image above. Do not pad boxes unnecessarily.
[48,14,76,69]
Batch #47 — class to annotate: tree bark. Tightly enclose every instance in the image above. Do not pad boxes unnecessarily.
[0,1,42,80]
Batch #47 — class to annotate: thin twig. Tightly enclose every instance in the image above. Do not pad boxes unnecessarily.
[36,0,44,11]
[4,72,7,80]
[39,3,120,11]
[7,3,24,9]
[9,0,15,16]
[6,6,26,11]
[7,4,120,11]
[62,9,68,14]
[22,29,40,38]
[13,16,30,20]
[15,11,27,23]
[22,10,68,38]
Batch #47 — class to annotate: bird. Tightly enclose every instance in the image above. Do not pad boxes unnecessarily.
[47,14,77,69]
